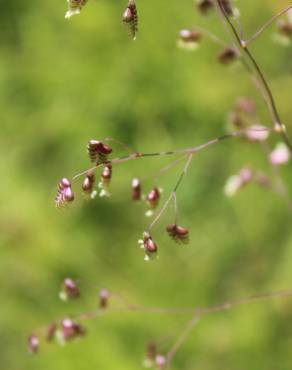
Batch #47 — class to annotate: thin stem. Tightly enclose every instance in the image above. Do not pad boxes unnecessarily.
[238,55,275,127]
[166,315,200,367]
[71,129,252,182]
[148,192,175,232]
[143,156,187,183]
[245,5,292,46]
[148,154,193,232]
[115,288,292,315]
[37,287,292,336]
[216,0,292,152]
[104,137,135,154]
[173,192,178,224]
[195,25,227,46]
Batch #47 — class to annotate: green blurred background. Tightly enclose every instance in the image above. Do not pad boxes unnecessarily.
[1,0,292,369]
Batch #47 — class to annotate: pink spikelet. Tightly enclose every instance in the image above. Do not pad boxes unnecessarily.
[55,178,75,208]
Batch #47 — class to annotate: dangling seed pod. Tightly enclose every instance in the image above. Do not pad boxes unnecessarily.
[278,20,292,39]
[235,97,256,115]
[143,341,157,368]
[46,323,57,342]
[55,178,74,208]
[218,46,238,64]
[224,167,253,197]
[179,30,201,44]
[178,29,202,50]
[155,354,167,370]
[166,224,190,244]
[146,342,157,362]
[269,143,291,166]
[59,278,80,301]
[65,0,88,19]
[245,124,269,142]
[82,169,96,196]
[146,187,161,209]
[131,178,142,201]
[197,0,214,14]
[122,0,138,40]
[28,334,39,354]
[61,318,85,341]
[87,140,112,164]
[101,165,112,183]
[99,165,113,197]
[99,288,110,309]
[140,232,158,261]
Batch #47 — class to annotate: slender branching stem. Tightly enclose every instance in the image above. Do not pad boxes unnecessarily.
[143,156,187,183]
[72,129,255,182]
[37,287,292,335]
[148,154,193,232]
[216,0,292,151]
[173,192,178,224]
[195,25,227,46]
[245,5,292,46]
[165,315,200,368]
[104,137,135,154]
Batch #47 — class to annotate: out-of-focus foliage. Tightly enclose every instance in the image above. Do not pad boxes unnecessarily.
[0,1,292,369]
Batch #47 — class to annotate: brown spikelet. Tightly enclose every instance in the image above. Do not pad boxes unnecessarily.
[82,170,96,194]
[122,0,138,40]
[197,0,214,14]
[87,140,112,164]
[179,29,202,44]
[132,178,142,201]
[278,20,292,39]
[166,224,190,244]
[218,46,238,64]
[142,232,158,261]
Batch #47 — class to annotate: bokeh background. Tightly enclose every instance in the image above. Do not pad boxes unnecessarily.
[1,0,292,369]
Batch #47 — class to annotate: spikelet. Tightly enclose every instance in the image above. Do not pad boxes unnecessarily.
[55,178,74,208]
[197,0,214,14]
[138,232,158,261]
[87,140,112,164]
[131,178,142,201]
[122,0,138,40]
[65,0,88,19]
[82,169,96,198]
[98,165,113,197]
[218,46,238,64]
[166,224,190,245]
